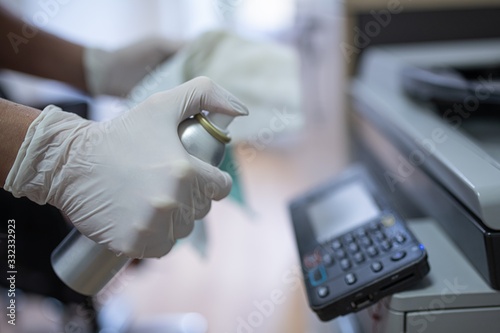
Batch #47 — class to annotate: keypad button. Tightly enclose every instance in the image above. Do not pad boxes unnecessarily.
[331,240,342,250]
[345,273,357,285]
[359,236,372,247]
[371,261,383,272]
[391,250,407,261]
[322,254,334,266]
[366,246,379,257]
[335,249,347,259]
[374,231,386,241]
[380,240,392,251]
[317,286,329,298]
[394,234,406,244]
[353,252,365,264]
[348,242,360,253]
[356,228,367,238]
[344,233,355,244]
[303,253,320,269]
[368,222,380,232]
[309,266,327,286]
[340,258,352,270]
[313,268,323,281]
[381,214,396,227]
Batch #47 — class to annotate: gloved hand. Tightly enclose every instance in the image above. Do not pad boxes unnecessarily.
[84,36,184,96]
[5,77,248,259]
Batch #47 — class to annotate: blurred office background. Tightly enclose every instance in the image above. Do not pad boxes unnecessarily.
[1,0,499,332]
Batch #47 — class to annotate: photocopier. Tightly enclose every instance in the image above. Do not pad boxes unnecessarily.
[347,39,500,332]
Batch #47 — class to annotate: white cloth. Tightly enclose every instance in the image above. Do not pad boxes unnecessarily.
[127,30,303,142]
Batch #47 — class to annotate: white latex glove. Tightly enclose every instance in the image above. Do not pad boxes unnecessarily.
[84,36,183,96]
[5,77,248,259]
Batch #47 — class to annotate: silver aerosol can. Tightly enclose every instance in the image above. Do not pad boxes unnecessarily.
[51,112,234,296]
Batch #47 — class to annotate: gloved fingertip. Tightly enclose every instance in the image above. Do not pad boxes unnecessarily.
[222,93,249,117]
[185,76,249,118]
[212,171,232,201]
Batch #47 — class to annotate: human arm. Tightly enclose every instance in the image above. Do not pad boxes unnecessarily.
[0,98,40,186]
[0,7,181,96]
[0,7,88,92]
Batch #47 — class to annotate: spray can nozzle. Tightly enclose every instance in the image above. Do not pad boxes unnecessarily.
[195,113,231,144]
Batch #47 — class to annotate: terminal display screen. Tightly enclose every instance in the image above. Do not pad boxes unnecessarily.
[307,181,380,243]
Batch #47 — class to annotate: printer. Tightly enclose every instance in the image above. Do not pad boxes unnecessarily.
[347,40,500,332]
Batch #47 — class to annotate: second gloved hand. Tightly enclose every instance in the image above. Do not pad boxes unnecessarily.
[5,77,248,259]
